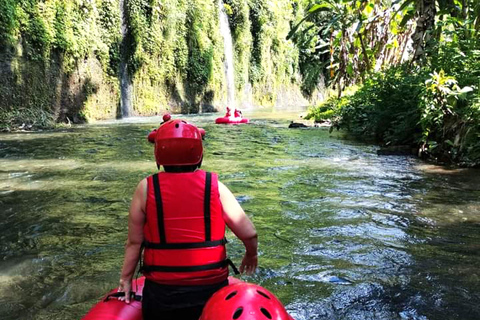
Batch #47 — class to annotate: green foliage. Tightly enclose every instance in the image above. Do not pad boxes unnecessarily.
[1,1,120,73]
[300,0,480,165]
[122,0,225,113]
[224,0,278,91]
[419,69,478,163]
[52,1,68,51]
[184,1,218,95]
[17,1,52,61]
[2,0,308,124]
[0,0,121,127]
[305,96,342,122]
[307,41,480,165]
[0,107,55,131]
[188,42,214,91]
[224,0,252,91]
[290,0,414,96]
[245,0,300,104]
[98,0,122,76]
[411,20,479,164]
[0,0,17,46]
[326,66,424,145]
[122,0,302,111]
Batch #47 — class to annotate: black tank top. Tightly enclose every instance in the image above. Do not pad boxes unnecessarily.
[142,278,228,310]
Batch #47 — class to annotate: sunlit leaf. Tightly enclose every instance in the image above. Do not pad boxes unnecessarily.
[355,20,363,32]
[399,10,415,28]
[458,86,474,93]
[397,0,415,13]
[347,63,354,76]
[308,3,333,14]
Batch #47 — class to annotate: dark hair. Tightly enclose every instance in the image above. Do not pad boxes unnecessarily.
[162,158,203,172]
[162,165,199,173]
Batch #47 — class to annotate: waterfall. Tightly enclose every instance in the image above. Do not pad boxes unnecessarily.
[119,0,133,117]
[218,0,235,110]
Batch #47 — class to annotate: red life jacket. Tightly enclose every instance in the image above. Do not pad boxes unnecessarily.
[141,170,230,286]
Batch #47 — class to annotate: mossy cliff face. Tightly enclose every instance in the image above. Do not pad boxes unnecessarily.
[0,0,321,127]
[226,0,313,109]
[126,0,320,114]
[0,0,121,129]
[124,0,225,114]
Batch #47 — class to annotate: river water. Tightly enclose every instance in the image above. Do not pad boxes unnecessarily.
[0,112,479,320]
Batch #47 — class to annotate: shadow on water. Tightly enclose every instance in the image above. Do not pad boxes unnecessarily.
[0,112,479,319]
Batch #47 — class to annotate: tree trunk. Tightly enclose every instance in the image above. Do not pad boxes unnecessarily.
[411,0,437,63]
[358,32,371,72]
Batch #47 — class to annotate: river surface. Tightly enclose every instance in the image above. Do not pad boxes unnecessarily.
[0,112,479,320]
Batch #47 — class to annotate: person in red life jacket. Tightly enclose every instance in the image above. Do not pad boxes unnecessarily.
[225,106,232,117]
[118,119,258,320]
[234,109,243,118]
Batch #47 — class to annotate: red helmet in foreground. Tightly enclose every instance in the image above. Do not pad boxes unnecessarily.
[150,119,203,166]
[200,283,294,320]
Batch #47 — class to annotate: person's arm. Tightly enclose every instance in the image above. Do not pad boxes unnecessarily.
[118,178,147,303]
[218,181,258,275]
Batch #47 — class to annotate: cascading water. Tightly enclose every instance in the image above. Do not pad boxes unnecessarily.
[119,0,133,118]
[218,0,235,110]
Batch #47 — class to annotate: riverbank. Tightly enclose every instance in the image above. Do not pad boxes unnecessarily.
[305,66,480,168]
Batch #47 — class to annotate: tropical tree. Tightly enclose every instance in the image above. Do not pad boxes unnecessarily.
[290,0,416,96]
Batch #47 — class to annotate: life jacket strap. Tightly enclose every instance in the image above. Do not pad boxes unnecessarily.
[204,172,212,241]
[226,258,240,275]
[143,238,227,250]
[141,260,228,273]
[152,173,166,243]
[140,258,240,275]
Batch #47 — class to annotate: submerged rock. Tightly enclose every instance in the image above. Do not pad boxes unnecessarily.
[288,120,331,128]
[288,121,308,128]
[377,145,417,156]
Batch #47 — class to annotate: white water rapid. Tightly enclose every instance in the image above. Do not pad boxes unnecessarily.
[218,0,235,110]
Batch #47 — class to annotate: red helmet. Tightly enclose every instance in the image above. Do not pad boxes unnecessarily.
[147,129,157,143]
[162,113,172,122]
[199,128,206,139]
[200,283,294,320]
[150,119,203,166]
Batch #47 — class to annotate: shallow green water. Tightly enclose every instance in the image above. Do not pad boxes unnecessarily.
[0,112,479,320]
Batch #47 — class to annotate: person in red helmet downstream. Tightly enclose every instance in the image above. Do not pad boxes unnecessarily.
[117,118,258,320]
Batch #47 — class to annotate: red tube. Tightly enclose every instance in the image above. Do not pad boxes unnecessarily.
[215,117,249,124]
[82,276,241,320]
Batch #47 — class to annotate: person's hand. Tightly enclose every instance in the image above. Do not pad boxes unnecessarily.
[239,252,257,275]
[118,278,132,304]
